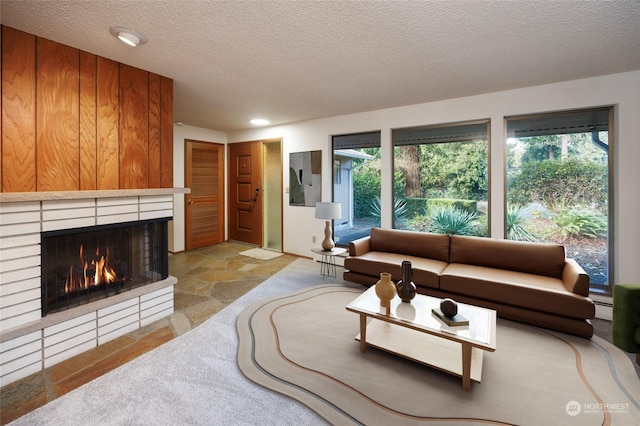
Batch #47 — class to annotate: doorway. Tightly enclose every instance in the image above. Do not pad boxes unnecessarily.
[228,140,282,251]
[263,141,282,251]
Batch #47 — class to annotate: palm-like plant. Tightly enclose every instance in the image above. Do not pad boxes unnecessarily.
[369,196,408,226]
[427,206,477,235]
[506,204,539,241]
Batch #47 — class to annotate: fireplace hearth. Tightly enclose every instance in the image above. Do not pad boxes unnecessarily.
[0,189,185,388]
[41,220,168,316]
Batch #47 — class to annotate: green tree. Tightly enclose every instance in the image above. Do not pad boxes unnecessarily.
[419,141,487,200]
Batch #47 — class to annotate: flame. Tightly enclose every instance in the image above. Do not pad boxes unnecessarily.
[65,244,120,295]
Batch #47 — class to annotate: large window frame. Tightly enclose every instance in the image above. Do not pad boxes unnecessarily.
[331,131,381,247]
[505,107,613,293]
[392,120,490,237]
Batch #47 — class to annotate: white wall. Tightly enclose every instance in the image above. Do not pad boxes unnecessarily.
[170,125,227,252]
[219,70,640,284]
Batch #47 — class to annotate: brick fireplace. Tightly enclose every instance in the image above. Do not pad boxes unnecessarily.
[0,190,183,387]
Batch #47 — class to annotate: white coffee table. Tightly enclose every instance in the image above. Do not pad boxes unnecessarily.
[346,286,496,391]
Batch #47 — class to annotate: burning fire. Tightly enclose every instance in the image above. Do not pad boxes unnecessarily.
[64,244,119,293]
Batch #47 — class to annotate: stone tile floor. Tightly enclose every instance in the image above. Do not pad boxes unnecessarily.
[0,242,297,425]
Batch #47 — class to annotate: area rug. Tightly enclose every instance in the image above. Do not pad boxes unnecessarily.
[239,247,283,260]
[237,285,640,425]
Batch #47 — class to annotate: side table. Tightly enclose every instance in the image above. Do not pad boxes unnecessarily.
[311,247,347,278]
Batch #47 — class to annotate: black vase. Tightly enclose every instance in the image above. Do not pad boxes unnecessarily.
[396,260,416,303]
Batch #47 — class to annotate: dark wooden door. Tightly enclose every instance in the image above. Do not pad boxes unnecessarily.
[228,141,263,245]
[185,140,224,250]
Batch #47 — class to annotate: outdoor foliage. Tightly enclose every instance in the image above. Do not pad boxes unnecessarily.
[552,208,607,239]
[424,205,478,236]
[506,205,539,242]
[369,196,408,226]
[426,198,477,215]
[509,158,607,211]
[352,158,381,218]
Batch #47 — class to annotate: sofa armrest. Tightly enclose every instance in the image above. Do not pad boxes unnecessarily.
[349,236,371,256]
[562,258,590,296]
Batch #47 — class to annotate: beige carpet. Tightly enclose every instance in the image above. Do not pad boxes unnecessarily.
[237,285,640,425]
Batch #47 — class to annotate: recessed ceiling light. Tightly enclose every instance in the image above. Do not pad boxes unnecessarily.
[250,118,270,126]
[109,26,147,47]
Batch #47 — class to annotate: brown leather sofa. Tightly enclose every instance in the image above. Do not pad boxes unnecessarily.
[343,228,595,338]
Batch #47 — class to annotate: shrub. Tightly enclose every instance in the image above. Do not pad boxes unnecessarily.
[510,159,607,211]
[426,206,477,235]
[506,205,539,242]
[403,198,428,218]
[426,198,477,215]
[369,196,408,226]
[552,208,607,239]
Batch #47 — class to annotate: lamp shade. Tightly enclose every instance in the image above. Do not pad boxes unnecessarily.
[315,202,341,220]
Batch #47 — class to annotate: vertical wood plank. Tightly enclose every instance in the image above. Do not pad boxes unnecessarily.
[148,73,161,188]
[1,27,37,192]
[36,37,80,191]
[119,64,149,189]
[96,56,119,189]
[160,76,173,188]
[79,51,97,190]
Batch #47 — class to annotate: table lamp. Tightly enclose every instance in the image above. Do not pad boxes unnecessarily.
[315,202,342,251]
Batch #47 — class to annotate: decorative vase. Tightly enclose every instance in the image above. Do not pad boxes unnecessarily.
[375,272,396,314]
[396,260,416,303]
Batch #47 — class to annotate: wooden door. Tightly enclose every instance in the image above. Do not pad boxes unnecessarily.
[228,141,263,245]
[185,140,224,250]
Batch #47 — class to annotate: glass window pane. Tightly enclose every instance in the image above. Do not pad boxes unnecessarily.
[332,132,381,247]
[392,122,489,237]
[506,108,610,289]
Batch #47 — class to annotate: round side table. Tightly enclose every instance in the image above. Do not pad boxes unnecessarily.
[311,247,347,278]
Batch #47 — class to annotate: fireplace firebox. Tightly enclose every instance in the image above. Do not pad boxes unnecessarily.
[41,219,169,316]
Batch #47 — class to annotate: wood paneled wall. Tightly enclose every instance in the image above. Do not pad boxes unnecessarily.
[1,26,174,192]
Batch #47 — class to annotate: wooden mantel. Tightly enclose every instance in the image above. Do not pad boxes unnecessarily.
[0,188,190,203]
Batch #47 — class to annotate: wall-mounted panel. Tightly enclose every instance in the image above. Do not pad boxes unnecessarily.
[1,26,173,193]
[1,27,37,192]
[79,51,97,190]
[119,64,149,189]
[148,73,161,188]
[96,56,119,189]
[36,37,80,191]
[160,76,173,188]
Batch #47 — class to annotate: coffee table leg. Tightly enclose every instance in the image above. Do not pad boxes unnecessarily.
[461,343,472,391]
[359,314,367,352]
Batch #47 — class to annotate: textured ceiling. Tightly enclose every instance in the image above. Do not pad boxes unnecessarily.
[2,1,639,131]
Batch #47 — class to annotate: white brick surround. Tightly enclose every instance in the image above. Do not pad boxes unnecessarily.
[0,190,182,388]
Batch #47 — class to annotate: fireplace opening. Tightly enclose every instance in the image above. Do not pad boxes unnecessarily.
[41,219,169,316]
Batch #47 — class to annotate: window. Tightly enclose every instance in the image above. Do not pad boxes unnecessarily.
[334,159,342,184]
[332,132,381,246]
[506,108,611,290]
[392,121,489,237]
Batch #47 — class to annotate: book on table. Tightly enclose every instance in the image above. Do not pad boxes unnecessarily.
[432,308,469,326]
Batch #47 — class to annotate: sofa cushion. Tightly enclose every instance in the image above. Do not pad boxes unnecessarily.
[344,252,447,289]
[369,228,450,263]
[449,235,566,279]
[440,263,595,319]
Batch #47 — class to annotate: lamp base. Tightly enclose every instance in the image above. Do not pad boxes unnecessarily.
[321,220,335,251]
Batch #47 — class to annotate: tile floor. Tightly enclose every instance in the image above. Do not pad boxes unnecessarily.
[0,242,298,425]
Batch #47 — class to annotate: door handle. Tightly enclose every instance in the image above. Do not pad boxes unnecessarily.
[251,182,261,202]
[188,199,194,205]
